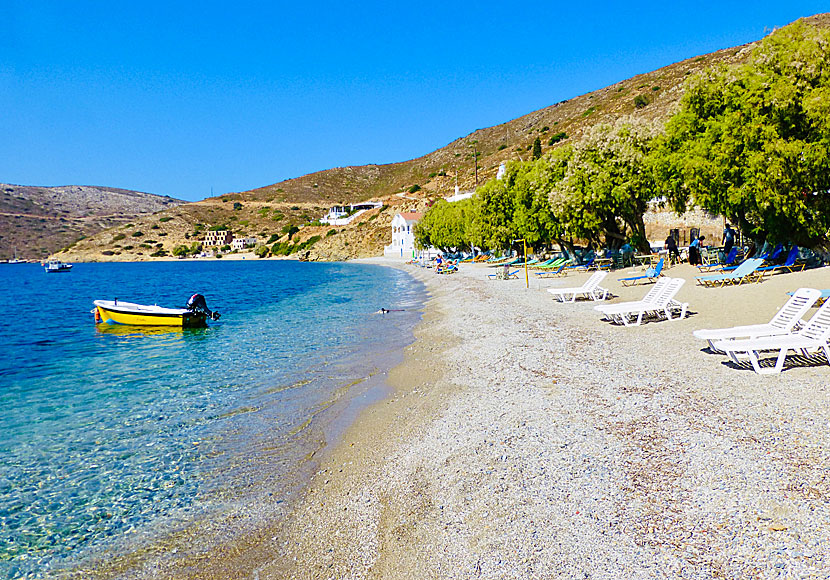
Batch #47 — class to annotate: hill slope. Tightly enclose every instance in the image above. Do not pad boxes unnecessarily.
[55,14,830,262]
[0,184,184,260]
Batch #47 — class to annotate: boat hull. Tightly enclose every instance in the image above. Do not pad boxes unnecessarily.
[94,300,207,327]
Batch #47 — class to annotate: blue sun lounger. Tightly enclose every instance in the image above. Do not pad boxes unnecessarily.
[618,258,664,286]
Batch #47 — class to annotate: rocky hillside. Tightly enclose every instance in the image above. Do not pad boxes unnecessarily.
[0,183,183,260]
[53,14,830,262]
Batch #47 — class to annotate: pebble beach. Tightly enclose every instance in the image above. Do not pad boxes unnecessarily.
[265,258,830,579]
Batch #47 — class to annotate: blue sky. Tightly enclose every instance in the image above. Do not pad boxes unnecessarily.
[0,2,826,201]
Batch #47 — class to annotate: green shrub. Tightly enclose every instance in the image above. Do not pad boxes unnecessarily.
[272,213,284,221]
[541,126,549,132]
[267,234,280,244]
[132,231,143,237]
[634,94,650,108]
[290,206,300,210]
[547,132,567,145]
[173,245,189,256]
[151,224,159,229]
[408,184,421,193]
[651,85,660,91]
[254,245,269,258]
[159,216,172,222]
[583,106,596,117]
[233,202,243,211]
[102,250,115,256]
[209,224,227,231]
[144,239,157,244]
[158,232,167,236]
[150,249,168,257]
[123,245,134,251]
[326,229,337,237]
[220,244,231,251]
[112,233,126,241]
[428,172,437,178]
[497,144,507,150]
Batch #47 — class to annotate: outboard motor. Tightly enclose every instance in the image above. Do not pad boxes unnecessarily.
[186,293,221,321]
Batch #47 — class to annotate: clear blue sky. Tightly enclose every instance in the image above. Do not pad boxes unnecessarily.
[0,2,826,201]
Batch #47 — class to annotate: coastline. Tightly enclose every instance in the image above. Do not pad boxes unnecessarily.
[80,258,830,578]
[264,259,830,578]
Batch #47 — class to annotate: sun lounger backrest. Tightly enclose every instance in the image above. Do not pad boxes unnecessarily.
[770,288,822,329]
[782,246,799,267]
[798,299,830,341]
[653,257,664,277]
[584,271,608,290]
[651,277,685,306]
[639,277,672,302]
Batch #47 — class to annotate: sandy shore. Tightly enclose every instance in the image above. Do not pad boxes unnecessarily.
[255,259,830,579]
[87,259,830,579]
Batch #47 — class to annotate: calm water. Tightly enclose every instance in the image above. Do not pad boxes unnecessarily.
[0,260,424,578]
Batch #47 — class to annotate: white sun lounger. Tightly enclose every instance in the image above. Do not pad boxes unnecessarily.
[595,277,687,326]
[547,271,609,302]
[712,298,830,374]
[693,288,821,351]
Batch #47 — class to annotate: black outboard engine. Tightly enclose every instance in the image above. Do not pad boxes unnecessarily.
[186,293,221,320]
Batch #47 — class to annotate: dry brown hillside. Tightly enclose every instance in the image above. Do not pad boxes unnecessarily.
[0,183,183,260]
[54,14,830,262]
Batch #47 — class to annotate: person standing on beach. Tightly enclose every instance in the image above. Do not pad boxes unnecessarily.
[722,223,735,254]
[664,233,680,264]
[688,235,705,265]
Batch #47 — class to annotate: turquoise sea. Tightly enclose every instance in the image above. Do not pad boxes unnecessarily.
[0,260,424,578]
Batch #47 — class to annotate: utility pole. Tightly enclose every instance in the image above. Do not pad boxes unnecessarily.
[469,140,479,187]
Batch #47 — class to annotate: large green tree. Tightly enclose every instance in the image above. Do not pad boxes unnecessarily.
[659,20,830,248]
[549,120,658,252]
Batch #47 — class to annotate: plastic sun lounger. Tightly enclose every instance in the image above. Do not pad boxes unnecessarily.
[547,271,609,302]
[534,257,568,270]
[697,248,738,272]
[695,258,764,287]
[693,288,821,351]
[618,258,664,286]
[594,277,687,326]
[757,247,806,277]
[789,289,830,306]
[712,298,830,374]
[487,257,520,267]
[534,262,568,278]
[487,269,520,280]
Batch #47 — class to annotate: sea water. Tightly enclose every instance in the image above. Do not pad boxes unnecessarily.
[0,260,424,578]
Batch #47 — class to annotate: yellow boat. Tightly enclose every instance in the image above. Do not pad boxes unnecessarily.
[93,299,215,328]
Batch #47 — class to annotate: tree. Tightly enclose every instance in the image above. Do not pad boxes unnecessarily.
[549,120,659,252]
[659,20,830,248]
[531,137,542,160]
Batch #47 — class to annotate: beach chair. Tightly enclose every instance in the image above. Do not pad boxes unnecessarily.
[437,263,458,274]
[594,277,687,326]
[534,262,568,278]
[487,257,520,268]
[547,271,609,302]
[695,258,764,287]
[712,298,830,374]
[697,247,738,272]
[617,258,664,286]
[757,246,805,277]
[487,269,520,280]
[693,288,821,351]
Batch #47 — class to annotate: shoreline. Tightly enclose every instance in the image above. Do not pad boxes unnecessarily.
[80,258,830,578]
[265,259,830,578]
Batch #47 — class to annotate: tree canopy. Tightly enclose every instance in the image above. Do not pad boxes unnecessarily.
[659,21,830,247]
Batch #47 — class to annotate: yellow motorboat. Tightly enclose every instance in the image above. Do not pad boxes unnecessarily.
[93,294,219,328]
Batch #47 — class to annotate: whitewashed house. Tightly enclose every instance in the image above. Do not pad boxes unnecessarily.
[384,212,423,258]
[320,202,384,225]
[231,237,257,251]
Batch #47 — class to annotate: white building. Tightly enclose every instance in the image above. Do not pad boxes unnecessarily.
[384,212,422,258]
[231,237,257,251]
[320,202,384,225]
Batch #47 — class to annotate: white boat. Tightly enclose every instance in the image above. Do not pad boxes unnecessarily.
[45,260,73,273]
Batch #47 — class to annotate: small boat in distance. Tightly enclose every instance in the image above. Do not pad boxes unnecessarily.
[93,294,220,328]
[44,260,73,273]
